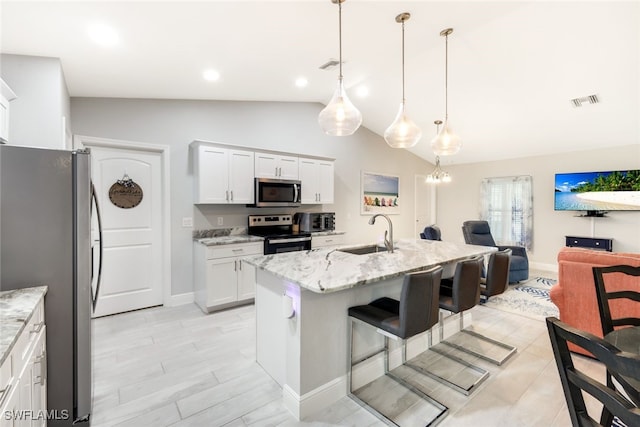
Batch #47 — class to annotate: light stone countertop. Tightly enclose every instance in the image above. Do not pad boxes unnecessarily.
[0,286,48,366]
[195,230,345,246]
[243,238,496,294]
[310,230,346,237]
[195,234,264,246]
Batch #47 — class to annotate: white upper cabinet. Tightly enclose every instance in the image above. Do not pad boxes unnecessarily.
[0,79,17,144]
[299,157,335,204]
[192,141,334,205]
[228,149,255,203]
[254,152,299,180]
[193,142,255,204]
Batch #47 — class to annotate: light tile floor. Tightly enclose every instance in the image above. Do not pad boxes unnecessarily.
[91,271,608,427]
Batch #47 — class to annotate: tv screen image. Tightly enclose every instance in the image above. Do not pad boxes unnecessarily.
[554,170,640,212]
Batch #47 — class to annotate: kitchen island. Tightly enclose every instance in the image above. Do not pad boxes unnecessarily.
[243,238,496,419]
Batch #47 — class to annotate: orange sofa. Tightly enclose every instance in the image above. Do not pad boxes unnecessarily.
[550,247,640,356]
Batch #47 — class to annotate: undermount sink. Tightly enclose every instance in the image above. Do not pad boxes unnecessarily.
[338,244,388,255]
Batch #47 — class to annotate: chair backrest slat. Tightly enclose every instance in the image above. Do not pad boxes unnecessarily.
[593,265,640,336]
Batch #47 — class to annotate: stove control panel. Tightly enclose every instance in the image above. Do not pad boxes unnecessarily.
[248,215,293,227]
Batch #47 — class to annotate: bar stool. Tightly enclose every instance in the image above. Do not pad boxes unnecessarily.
[456,249,517,365]
[438,256,484,341]
[425,256,490,395]
[347,266,447,425]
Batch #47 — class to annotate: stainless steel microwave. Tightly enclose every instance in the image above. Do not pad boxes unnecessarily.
[254,178,301,207]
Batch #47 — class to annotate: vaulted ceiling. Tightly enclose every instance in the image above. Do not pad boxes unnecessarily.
[1,1,638,165]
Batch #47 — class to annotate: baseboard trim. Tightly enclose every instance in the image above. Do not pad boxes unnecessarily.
[167,292,194,307]
[283,376,345,420]
[529,261,558,273]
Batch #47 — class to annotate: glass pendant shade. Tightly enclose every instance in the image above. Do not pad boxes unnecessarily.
[430,118,462,156]
[384,102,422,148]
[319,77,362,136]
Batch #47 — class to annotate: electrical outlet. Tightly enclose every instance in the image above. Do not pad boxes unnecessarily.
[182,217,193,227]
[217,217,224,226]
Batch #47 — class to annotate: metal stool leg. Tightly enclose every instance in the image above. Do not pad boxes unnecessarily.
[348,316,448,426]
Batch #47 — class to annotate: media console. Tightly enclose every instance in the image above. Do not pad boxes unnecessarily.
[565,235,613,252]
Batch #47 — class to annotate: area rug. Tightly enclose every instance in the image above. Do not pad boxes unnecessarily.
[482,277,560,320]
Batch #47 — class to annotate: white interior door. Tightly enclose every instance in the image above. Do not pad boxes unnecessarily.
[414,174,436,238]
[89,145,164,317]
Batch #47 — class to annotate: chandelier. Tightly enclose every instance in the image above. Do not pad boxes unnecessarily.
[426,120,451,183]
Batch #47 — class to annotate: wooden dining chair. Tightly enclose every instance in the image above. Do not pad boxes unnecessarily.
[546,317,640,427]
[592,265,640,426]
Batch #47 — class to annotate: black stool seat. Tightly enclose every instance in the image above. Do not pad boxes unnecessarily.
[349,267,441,342]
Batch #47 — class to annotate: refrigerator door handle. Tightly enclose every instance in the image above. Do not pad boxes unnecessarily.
[90,182,104,312]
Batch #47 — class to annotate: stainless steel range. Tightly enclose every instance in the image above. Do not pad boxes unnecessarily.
[248,214,312,254]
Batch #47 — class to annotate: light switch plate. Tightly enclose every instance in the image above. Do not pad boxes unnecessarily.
[182,217,193,227]
[217,217,223,226]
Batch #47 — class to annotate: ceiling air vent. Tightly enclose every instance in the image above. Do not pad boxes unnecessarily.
[571,94,599,107]
[319,59,340,70]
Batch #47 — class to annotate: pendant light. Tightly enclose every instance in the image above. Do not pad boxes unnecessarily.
[384,13,422,148]
[431,28,462,156]
[427,120,452,183]
[318,0,362,136]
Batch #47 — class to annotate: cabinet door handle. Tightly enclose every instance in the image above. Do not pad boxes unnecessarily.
[318,193,321,202]
[31,321,44,334]
[230,190,234,201]
[239,260,242,271]
[226,190,229,201]
[0,384,12,407]
[234,260,237,271]
[232,248,243,253]
[34,351,46,386]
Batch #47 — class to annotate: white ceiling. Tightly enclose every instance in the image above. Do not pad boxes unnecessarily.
[1,1,639,165]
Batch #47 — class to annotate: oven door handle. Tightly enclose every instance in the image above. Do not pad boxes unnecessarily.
[294,183,299,203]
[268,236,311,244]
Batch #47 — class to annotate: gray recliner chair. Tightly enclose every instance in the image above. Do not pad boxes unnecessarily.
[419,224,442,241]
[461,220,529,283]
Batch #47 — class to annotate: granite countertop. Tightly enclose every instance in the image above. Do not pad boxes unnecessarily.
[195,235,264,246]
[310,230,346,237]
[193,226,264,246]
[0,286,48,366]
[194,229,345,246]
[243,238,496,294]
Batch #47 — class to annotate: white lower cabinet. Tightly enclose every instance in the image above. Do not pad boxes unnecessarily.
[194,241,262,313]
[0,298,46,427]
[311,234,345,249]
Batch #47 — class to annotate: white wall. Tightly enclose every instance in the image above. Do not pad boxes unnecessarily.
[436,144,640,269]
[70,97,432,296]
[0,54,69,148]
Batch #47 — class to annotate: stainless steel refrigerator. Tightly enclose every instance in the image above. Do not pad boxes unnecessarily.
[1,144,100,426]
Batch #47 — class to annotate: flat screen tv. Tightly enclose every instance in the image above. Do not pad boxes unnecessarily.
[554,170,640,215]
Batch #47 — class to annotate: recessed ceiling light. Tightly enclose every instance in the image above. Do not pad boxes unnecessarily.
[202,69,220,82]
[87,23,119,47]
[295,77,308,88]
[356,86,369,97]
